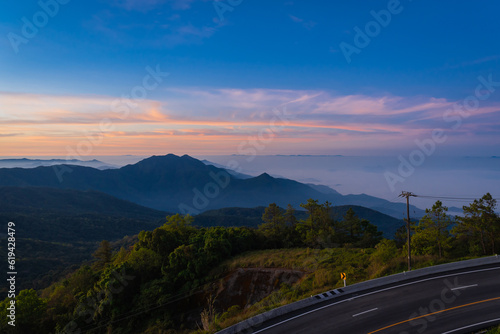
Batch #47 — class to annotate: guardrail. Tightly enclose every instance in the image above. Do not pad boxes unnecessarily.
[216,255,500,334]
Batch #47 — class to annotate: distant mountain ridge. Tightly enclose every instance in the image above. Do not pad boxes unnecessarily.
[0,154,423,218]
[0,158,117,170]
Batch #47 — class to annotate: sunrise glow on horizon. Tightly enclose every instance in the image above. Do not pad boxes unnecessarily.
[1,1,499,157]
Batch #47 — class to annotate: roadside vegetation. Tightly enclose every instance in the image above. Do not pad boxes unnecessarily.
[0,194,498,333]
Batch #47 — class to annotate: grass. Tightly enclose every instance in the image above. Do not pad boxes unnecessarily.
[195,247,482,333]
[483,326,500,334]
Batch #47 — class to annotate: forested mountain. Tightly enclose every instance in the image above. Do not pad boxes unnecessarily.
[0,154,423,218]
[0,187,168,292]
[0,187,168,242]
[0,184,403,294]
[2,195,497,334]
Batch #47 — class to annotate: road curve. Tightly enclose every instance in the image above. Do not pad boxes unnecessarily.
[247,264,500,334]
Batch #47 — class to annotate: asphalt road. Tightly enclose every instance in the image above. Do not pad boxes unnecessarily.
[250,265,500,334]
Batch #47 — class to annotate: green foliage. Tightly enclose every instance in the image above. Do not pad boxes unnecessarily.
[393,225,408,248]
[93,240,112,268]
[259,203,286,247]
[136,214,197,256]
[0,289,48,333]
[194,204,403,238]
[296,199,337,248]
[13,194,500,334]
[453,193,499,255]
[371,239,398,264]
[128,248,162,281]
[339,208,383,248]
[412,201,453,258]
[483,325,500,334]
[258,203,300,249]
[0,237,97,294]
[0,186,165,294]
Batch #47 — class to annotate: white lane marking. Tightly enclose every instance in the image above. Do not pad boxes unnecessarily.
[251,266,500,334]
[451,284,478,291]
[352,308,378,317]
[441,317,500,333]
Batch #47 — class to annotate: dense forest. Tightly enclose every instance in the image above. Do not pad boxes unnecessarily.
[1,194,499,334]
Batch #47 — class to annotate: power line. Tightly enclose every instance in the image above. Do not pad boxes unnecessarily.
[413,194,499,204]
[416,195,481,200]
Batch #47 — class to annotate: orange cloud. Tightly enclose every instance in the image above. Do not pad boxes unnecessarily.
[1,89,499,156]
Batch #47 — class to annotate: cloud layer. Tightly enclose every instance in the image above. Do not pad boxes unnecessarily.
[1,88,499,156]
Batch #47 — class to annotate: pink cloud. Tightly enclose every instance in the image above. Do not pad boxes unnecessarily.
[1,88,499,156]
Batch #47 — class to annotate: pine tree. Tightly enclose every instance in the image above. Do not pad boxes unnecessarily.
[413,201,452,258]
[93,240,112,267]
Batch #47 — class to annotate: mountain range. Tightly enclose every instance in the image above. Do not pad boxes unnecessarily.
[0,155,411,292]
[0,158,117,170]
[0,154,422,218]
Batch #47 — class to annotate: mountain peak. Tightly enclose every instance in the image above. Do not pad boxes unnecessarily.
[132,154,186,165]
[121,154,215,179]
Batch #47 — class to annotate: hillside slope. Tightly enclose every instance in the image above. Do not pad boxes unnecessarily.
[0,187,168,292]
[0,186,168,241]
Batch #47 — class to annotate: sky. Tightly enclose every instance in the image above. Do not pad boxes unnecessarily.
[1,0,500,158]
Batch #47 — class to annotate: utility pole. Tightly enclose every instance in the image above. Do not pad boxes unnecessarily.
[399,191,416,271]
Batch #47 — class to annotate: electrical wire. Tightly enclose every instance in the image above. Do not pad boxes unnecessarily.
[414,194,499,203]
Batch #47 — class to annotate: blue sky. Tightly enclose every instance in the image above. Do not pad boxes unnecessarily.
[1,0,499,156]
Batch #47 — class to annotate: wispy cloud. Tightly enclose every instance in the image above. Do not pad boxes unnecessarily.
[114,0,195,12]
[0,133,21,137]
[85,1,217,48]
[444,55,500,70]
[1,88,499,155]
[288,14,317,29]
[289,15,303,23]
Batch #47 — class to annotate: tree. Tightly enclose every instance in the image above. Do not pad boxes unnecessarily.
[297,199,337,248]
[136,214,197,256]
[479,193,499,254]
[337,208,382,247]
[0,289,48,333]
[284,204,298,227]
[259,203,286,246]
[341,208,362,243]
[394,225,408,249]
[356,219,383,248]
[413,201,453,258]
[128,248,162,281]
[93,240,112,268]
[454,193,499,255]
[283,204,300,247]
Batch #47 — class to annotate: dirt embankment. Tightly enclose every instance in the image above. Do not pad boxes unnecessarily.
[215,267,306,309]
